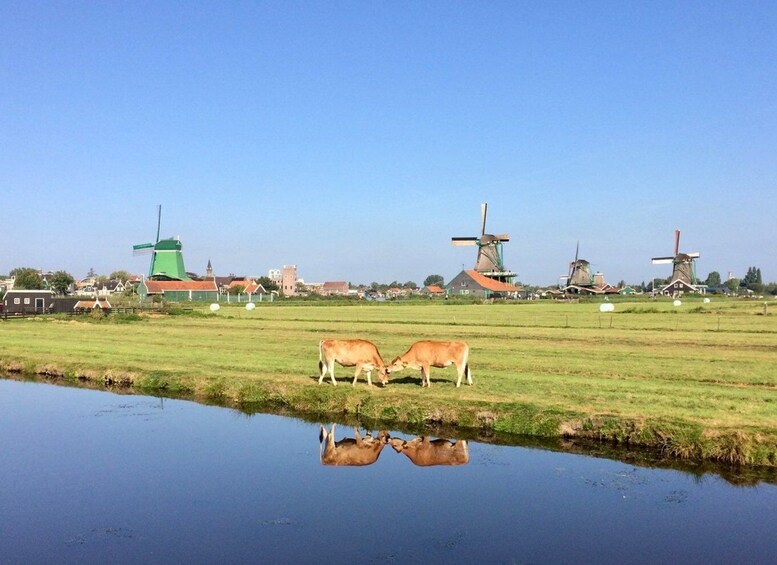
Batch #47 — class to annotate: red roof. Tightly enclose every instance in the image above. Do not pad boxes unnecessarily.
[144,280,217,293]
[464,270,522,292]
[425,285,445,294]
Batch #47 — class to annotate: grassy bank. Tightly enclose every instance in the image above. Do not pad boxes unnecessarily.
[1,297,776,466]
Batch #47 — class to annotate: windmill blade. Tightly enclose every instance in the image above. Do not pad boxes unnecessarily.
[133,243,154,256]
[156,205,162,243]
[674,229,680,256]
[568,241,579,281]
[451,237,478,246]
[492,234,510,241]
[480,203,488,237]
[652,257,674,265]
[687,252,700,258]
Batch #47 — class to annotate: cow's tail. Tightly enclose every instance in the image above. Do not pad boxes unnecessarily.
[318,340,325,375]
[464,344,472,385]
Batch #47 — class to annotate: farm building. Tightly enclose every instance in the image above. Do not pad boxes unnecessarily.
[2,289,56,314]
[74,297,112,312]
[446,270,523,299]
[321,281,349,296]
[420,285,446,297]
[138,280,218,302]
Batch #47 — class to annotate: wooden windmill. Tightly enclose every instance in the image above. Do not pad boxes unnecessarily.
[560,241,594,289]
[132,205,191,281]
[451,203,516,283]
[651,229,700,291]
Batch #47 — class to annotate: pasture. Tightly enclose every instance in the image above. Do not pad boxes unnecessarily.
[1,297,776,466]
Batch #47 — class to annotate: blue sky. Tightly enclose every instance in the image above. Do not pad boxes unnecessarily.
[2,2,775,286]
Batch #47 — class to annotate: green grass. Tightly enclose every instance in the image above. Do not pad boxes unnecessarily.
[1,296,776,466]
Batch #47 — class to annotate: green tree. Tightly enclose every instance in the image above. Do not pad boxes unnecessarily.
[227,285,245,295]
[110,270,132,281]
[403,281,418,290]
[742,266,763,292]
[423,274,444,287]
[725,278,740,293]
[705,271,722,287]
[255,276,278,292]
[49,271,75,295]
[10,267,44,290]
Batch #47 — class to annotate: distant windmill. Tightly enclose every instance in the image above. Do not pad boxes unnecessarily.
[451,203,516,283]
[559,241,594,289]
[651,229,700,288]
[132,205,191,281]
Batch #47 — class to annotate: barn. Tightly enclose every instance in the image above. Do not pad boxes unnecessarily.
[138,280,218,302]
[2,290,56,314]
[445,270,523,299]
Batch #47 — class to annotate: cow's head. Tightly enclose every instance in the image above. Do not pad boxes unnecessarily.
[388,438,407,453]
[386,356,406,375]
[377,365,390,386]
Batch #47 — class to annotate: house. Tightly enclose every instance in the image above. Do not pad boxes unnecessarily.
[2,289,56,314]
[96,280,126,297]
[137,280,219,302]
[74,297,112,312]
[225,279,267,296]
[321,281,349,296]
[445,270,523,299]
[420,285,445,297]
[660,279,705,296]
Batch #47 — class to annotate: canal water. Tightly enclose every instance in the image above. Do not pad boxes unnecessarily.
[1,378,776,564]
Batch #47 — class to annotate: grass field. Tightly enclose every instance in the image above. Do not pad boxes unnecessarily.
[1,296,776,466]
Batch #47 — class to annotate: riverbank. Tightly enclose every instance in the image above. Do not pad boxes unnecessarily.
[1,299,775,466]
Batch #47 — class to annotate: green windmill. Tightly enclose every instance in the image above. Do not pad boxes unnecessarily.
[132,205,191,281]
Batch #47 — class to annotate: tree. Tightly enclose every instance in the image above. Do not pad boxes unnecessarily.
[256,276,278,292]
[227,285,245,295]
[725,278,740,293]
[49,271,75,295]
[742,266,763,292]
[10,267,44,290]
[110,270,132,281]
[705,271,721,287]
[403,281,418,290]
[424,274,444,287]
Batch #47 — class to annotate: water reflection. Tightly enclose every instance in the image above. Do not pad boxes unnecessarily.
[318,425,469,467]
[319,424,390,466]
[389,436,469,466]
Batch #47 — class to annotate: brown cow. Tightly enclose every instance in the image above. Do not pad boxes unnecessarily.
[318,339,389,387]
[319,424,390,466]
[387,340,471,387]
[389,436,469,466]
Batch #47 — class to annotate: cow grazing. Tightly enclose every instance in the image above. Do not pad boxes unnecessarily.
[389,436,469,466]
[387,340,471,387]
[318,339,389,387]
[319,424,390,466]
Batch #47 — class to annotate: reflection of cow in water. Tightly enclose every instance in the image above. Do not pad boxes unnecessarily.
[319,424,390,466]
[388,436,469,466]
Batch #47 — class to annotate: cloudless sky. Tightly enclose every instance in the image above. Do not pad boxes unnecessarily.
[2,1,776,286]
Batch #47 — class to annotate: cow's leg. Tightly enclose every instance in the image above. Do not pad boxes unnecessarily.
[365,368,373,387]
[328,357,337,386]
[352,364,363,386]
[466,363,473,386]
[456,363,463,388]
[422,364,431,387]
[318,358,329,385]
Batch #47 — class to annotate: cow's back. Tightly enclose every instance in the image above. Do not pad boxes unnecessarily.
[321,338,381,364]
